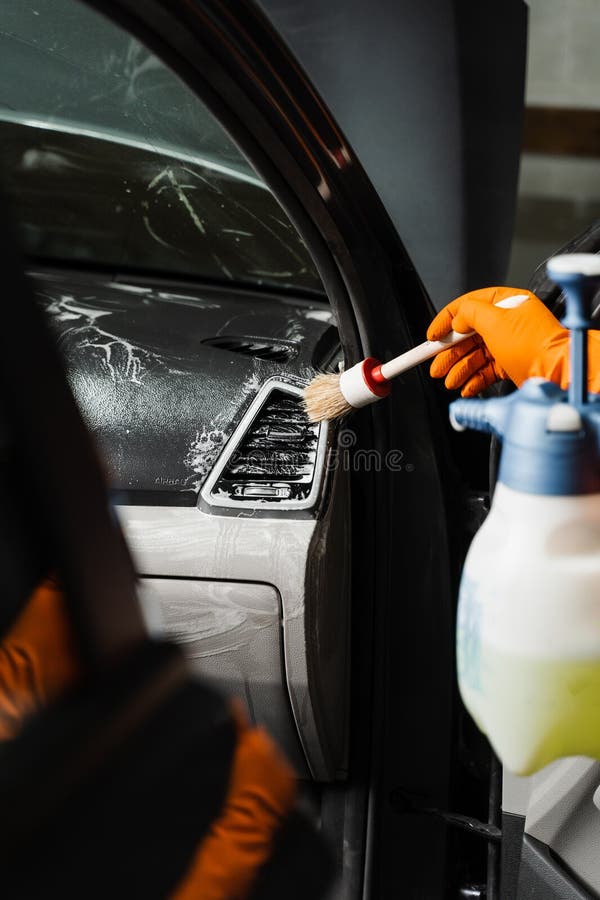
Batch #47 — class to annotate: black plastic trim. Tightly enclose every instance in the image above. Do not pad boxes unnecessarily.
[501,812,525,900]
[111,490,197,508]
[517,835,595,900]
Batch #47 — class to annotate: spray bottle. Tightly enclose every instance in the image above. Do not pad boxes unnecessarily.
[451,254,600,776]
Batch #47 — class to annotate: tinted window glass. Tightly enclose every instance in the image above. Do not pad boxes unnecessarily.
[0,0,322,294]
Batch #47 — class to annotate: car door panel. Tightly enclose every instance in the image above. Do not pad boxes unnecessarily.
[503,761,600,898]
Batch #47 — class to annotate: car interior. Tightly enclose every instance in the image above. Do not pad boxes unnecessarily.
[0,1,522,897]
[0,0,350,785]
[5,2,600,899]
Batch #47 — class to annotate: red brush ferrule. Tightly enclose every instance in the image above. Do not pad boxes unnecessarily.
[361,358,391,397]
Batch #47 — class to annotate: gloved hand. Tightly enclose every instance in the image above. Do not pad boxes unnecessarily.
[0,580,299,900]
[0,577,77,740]
[427,286,569,397]
[172,701,297,900]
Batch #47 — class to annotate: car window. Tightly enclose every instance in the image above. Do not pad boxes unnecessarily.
[0,0,322,294]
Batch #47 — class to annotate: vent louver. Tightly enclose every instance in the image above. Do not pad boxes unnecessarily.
[202,336,297,362]
[200,381,327,513]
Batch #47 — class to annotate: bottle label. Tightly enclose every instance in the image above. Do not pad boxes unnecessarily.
[457,576,483,692]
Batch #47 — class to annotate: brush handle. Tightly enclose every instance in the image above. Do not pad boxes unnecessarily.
[379,294,529,382]
[379,330,473,379]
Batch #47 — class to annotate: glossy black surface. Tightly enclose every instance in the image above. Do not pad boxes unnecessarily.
[35,268,334,498]
[0,0,321,294]
[529,219,600,318]
[2,121,320,293]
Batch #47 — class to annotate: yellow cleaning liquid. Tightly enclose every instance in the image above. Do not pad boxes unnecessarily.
[456,482,600,775]
[460,644,600,776]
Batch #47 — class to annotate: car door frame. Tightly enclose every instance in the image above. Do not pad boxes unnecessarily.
[79,1,469,895]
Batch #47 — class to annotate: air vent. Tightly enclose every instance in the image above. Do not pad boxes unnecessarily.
[200,381,327,513]
[202,335,297,362]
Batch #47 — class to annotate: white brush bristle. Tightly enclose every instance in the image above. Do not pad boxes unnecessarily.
[303,372,353,423]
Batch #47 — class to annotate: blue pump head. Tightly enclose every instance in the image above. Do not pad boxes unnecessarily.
[449,254,600,496]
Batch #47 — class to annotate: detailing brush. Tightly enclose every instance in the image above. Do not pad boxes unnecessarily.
[303,294,528,422]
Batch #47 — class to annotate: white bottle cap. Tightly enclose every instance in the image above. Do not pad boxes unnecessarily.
[546,403,583,433]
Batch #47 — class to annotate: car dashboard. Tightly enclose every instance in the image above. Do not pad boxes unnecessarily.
[37,268,350,781]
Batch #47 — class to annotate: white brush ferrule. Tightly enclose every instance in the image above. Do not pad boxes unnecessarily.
[339,357,390,409]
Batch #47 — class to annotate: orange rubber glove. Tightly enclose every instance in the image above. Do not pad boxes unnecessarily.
[428,285,600,396]
[171,703,297,900]
[0,577,78,740]
[427,286,572,397]
[0,581,298,900]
